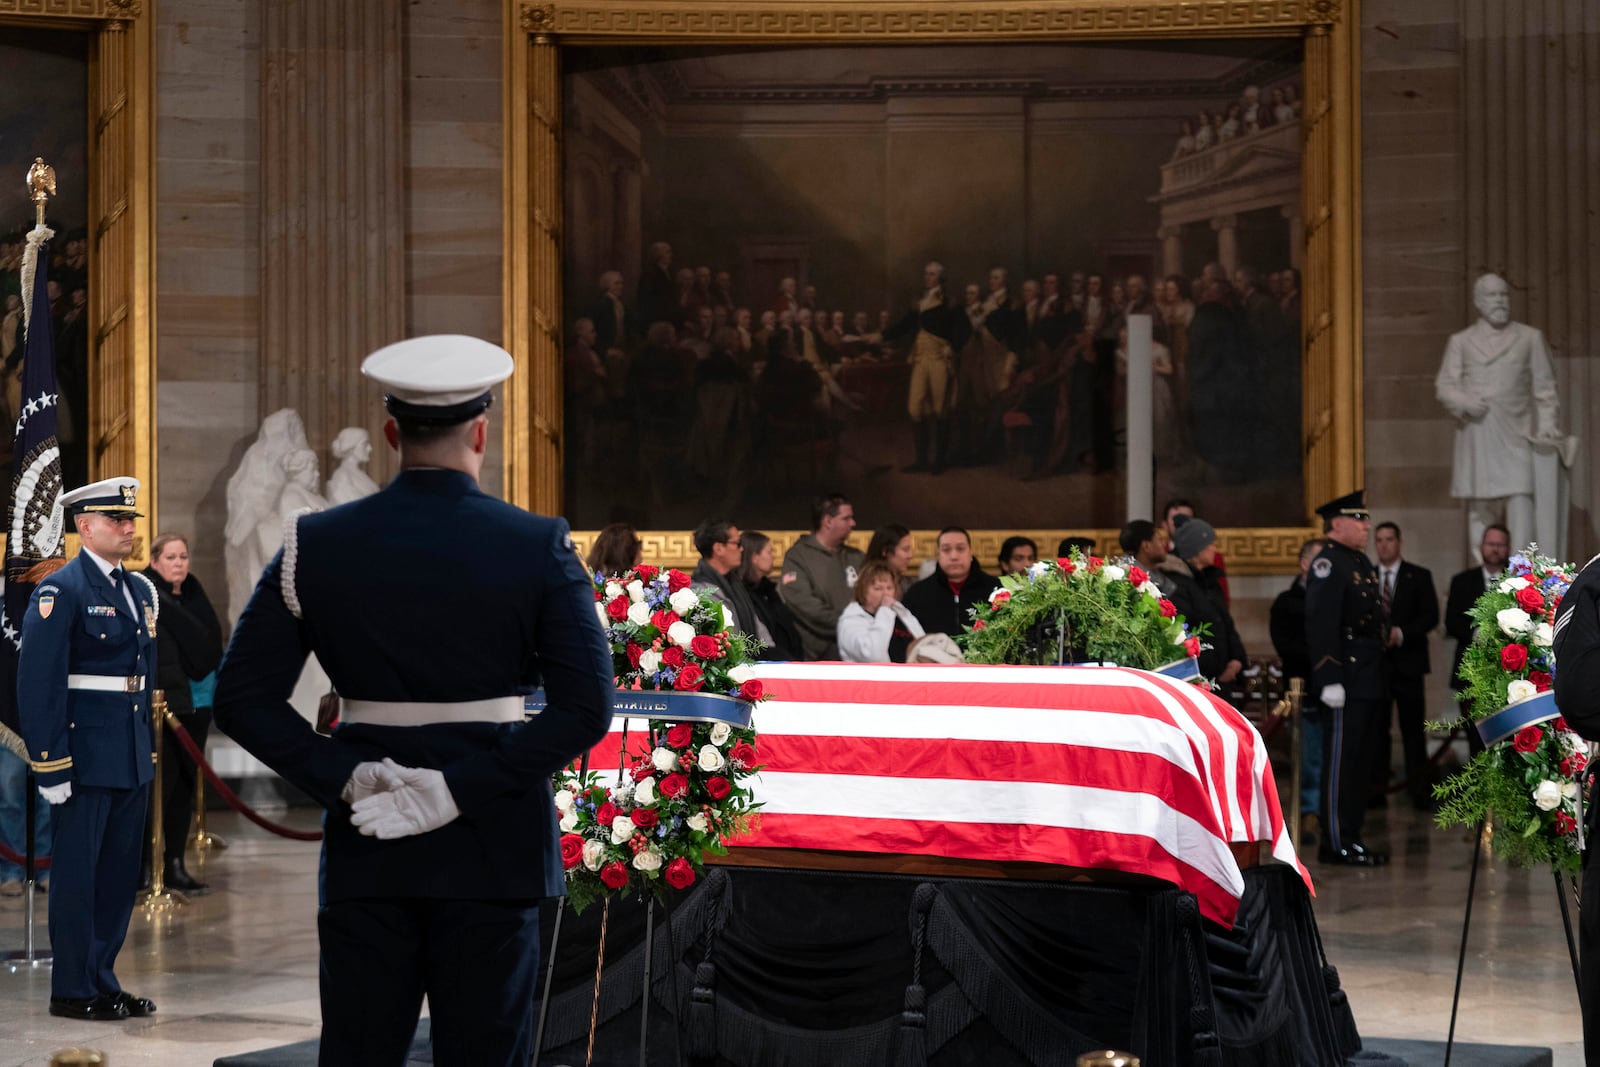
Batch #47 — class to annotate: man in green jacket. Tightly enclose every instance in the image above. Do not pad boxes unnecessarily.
[779,493,866,660]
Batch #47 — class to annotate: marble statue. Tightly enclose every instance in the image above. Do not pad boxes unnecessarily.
[225,409,314,618]
[1435,273,1573,558]
[325,426,379,505]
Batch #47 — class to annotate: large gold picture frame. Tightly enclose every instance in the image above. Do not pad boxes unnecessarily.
[1,0,157,558]
[503,0,1361,574]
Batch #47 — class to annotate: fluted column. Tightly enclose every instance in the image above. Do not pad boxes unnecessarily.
[260,0,405,478]
[1158,225,1183,279]
[1462,0,1600,556]
[1210,214,1239,274]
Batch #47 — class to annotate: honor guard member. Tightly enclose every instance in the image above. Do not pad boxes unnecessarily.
[18,477,160,1021]
[1304,489,1390,867]
[1552,552,1600,1055]
[214,336,615,1067]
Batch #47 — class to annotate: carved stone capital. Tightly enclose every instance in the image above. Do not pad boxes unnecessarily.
[1209,214,1239,232]
[521,3,555,35]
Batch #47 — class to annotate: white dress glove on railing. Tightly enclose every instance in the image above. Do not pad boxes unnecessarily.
[340,760,406,805]
[349,758,461,840]
[1320,683,1346,710]
[38,782,72,805]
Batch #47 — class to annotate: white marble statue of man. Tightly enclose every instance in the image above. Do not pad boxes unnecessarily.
[1434,273,1564,556]
[224,409,310,618]
[325,426,379,505]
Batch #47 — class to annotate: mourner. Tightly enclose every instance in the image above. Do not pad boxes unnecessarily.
[213,335,615,1066]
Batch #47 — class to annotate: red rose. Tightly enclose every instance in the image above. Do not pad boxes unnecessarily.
[595,801,619,826]
[1512,725,1544,753]
[662,646,686,669]
[990,590,1011,607]
[1057,557,1075,573]
[634,564,658,581]
[691,634,722,659]
[665,722,694,748]
[660,773,689,799]
[1556,811,1578,836]
[1556,716,1570,732]
[739,679,764,702]
[600,862,629,889]
[1127,566,1149,586]
[651,610,680,634]
[630,806,659,830]
[1530,670,1553,692]
[593,587,603,601]
[1184,636,1201,658]
[626,642,645,668]
[1500,644,1529,671]
[973,620,986,631]
[1087,556,1104,571]
[729,740,758,769]
[560,833,585,870]
[606,596,629,621]
[674,665,706,691]
[667,569,693,593]
[664,857,697,889]
[1159,599,1177,619]
[1561,753,1587,777]
[1515,585,1545,612]
[705,776,732,800]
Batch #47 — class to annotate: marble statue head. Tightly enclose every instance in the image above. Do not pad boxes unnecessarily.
[1473,273,1511,328]
[331,427,372,465]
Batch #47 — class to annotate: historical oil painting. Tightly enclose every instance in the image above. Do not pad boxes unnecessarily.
[0,28,91,493]
[561,39,1305,531]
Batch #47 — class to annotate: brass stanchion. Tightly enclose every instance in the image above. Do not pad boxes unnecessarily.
[191,732,227,852]
[1077,1052,1139,1067]
[1273,677,1305,852]
[139,692,185,912]
[49,1050,106,1066]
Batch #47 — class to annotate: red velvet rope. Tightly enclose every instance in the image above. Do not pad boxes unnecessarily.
[0,838,48,870]
[163,713,324,842]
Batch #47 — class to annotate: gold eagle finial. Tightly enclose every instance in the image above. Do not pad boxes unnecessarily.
[26,158,55,228]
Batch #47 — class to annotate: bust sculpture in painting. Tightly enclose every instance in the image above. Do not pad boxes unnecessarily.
[325,426,379,505]
[1434,273,1569,557]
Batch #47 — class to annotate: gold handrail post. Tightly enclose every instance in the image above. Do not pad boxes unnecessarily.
[139,692,184,912]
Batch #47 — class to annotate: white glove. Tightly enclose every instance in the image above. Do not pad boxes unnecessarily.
[1320,683,1346,710]
[340,760,406,805]
[349,758,460,840]
[38,782,71,805]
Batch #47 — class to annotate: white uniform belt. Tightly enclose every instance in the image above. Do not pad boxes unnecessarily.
[67,674,145,693]
[339,696,526,727]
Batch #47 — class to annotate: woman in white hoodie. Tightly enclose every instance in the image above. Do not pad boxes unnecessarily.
[837,560,925,663]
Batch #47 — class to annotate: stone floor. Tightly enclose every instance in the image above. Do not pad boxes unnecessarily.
[0,803,1586,1066]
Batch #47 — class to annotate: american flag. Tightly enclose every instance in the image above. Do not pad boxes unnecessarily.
[0,225,65,736]
[586,662,1310,927]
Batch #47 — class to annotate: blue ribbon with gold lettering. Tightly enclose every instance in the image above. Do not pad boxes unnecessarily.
[523,688,754,728]
[1153,657,1202,682]
[1475,690,1561,747]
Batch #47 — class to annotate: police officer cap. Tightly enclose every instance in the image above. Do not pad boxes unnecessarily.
[60,476,143,519]
[1314,488,1370,522]
[361,335,514,425]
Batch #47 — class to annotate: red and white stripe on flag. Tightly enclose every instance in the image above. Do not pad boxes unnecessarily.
[582,662,1311,927]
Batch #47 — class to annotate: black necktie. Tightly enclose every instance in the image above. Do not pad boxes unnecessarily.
[109,568,123,585]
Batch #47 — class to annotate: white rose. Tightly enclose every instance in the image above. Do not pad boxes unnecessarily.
[1496,607,1533,637]
[634,777,657,805]
[1101,564,1125,582]
[553,788,576,813]
[669,588,700,616]
[651,747,678,772]
[610,815,636,843]
[697,744,726,772]
[727,664,755,684]
[639,649,662,674]
[582,839,607,871]
[1498,576,1530,593]
[1507,679,1539,704]
[1563,780,1581,802]
[1532,622,1554,648]
[605,581,624,600]
[709,723,732,746]
[626,579,646,603]
[595,602,610,628]
[687,812,709,833]
[627,601,652,626]
[668,621,697,649]
[632,847,663,872]
[1139,581,1162,599]
[559,809,579,832]
[1563,731,1586,755]
[1533,779,1564,811]
[1029,560,1052,577]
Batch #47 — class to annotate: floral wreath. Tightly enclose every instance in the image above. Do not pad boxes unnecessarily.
[1435,548,1586,874]
[553,565,766,911]
[960,549,1203,673]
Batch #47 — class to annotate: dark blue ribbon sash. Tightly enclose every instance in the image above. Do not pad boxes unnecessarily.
[1476,690,1560,747]
[1153,657,1202,682]
[524,688,755,728]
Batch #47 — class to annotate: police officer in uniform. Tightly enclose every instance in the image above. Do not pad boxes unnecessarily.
[214,335,614,1067]
[1304,489,1390,866]
[19,477,160,1020]
[1552,552,1600,1055]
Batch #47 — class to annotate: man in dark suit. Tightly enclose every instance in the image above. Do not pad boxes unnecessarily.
[1444,524,1510,754]
[636,241,677,327]
[215,336,615,1067]
[1373,521,1439,809]
[19,477,160,1021]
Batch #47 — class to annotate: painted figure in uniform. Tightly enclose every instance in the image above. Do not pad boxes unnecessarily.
[1303,488,1389,867]
[879,261,971,474]
[214,335,615,1067]
[19,476,160,1021]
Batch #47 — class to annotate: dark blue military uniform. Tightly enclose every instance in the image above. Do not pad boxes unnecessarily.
[215,468,614,1066]
[18,549,157,1001]
[1305,537,1388,861]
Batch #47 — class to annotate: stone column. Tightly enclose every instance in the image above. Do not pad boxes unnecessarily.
[260,0,405,477]
[1282,207,1304,271]
[1210,215,1239,274]
[1158,224,1184,279]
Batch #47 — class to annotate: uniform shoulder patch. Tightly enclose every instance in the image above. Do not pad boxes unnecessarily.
[782,571,798,585]
[1311,558,1333,579]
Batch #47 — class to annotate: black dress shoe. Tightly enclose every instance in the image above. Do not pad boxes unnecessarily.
[50,994,129,1021]
[164,858,209,894]
[112,991,157,1017]
[1348,841,1390,866]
